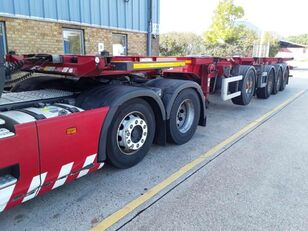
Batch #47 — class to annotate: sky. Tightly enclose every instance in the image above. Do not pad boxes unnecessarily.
[160,0,307,37]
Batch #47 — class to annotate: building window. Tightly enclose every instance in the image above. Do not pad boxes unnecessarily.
[0,22,7,54]
[112,33,127,56]
[63,29,85,55]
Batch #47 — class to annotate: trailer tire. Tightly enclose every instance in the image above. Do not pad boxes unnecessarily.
[256,67,275,99]
[106,98,155,169]
[230,66,256,106]
[167,89,200,145]
[280,67,289,91]
[272,66,283,95]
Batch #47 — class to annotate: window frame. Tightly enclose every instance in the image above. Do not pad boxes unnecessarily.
[112,33,128,56]
[0,22,7,54]
[62,28,85,55]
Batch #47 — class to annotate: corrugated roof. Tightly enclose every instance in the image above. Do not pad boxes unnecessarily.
[280,40,307,48]
[0,0,160,33]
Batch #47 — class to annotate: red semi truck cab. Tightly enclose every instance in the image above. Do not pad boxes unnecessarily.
[0,54,291,212]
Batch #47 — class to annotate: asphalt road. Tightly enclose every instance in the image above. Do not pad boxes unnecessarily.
[1,69,308,231]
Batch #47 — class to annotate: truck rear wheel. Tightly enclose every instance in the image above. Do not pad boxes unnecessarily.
[256,68,274,99]
[107,98,155,169]
[167,89,200,145]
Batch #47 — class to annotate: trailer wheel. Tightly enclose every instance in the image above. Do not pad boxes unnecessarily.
[256,68,275,99]
[280,67,289,91]
[106,98,155,169]
[167,89,200,145]
[272,67,283,95]
[230,66,256,106]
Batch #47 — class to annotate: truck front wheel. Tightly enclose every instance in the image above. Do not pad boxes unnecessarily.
[107,98,155,168]
[167,89,200,145]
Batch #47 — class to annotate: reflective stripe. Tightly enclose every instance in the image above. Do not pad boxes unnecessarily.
[22,173,47,203]
[77,154,97,178]
[133,61,186,70]
[98,163,105,169]
[52,162,74,189]
[0,184,16,212]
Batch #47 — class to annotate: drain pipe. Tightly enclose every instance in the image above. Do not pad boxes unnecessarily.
[0,36,5,98]
[147,0,153,56]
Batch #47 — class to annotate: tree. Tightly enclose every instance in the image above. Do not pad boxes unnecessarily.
[204,0,244,44]
[159,32,206,56]
[205,27,257,57]
[203,0,258,57]
[287,34,308,45]
[262,32,280,57]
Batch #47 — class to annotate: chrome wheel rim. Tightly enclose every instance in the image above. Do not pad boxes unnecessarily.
[176,99,195,133]
[117,111,148,155]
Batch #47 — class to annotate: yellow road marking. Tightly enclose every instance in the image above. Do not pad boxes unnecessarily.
[92,90,305,231]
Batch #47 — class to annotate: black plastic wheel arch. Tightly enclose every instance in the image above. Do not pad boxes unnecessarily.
[145,78,207,127]
[75,84,166,162]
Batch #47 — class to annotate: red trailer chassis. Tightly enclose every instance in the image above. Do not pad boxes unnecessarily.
[0,54,291,212]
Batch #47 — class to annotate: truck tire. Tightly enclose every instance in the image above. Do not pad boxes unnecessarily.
[280,67,289,91]
[106,98,155,168]
[256,67,275,99]
[230,66,256,106]
[167,89,200,145]
[272,66,283,95]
